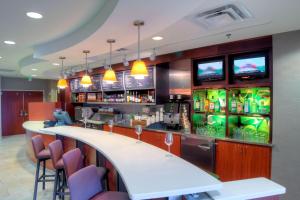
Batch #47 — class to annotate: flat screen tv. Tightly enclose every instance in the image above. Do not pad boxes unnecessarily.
[232,52,268,79]
[194,57,225,84]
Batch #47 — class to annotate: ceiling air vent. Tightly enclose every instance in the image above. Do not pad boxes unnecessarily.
[193,4,252,29]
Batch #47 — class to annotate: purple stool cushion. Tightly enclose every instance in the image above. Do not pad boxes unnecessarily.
[63,148,84,178]
[63,148,107,180]
[37,149,51,160]
[91,191,129,200]
[68,165,102,200]
[31,135,48,159]
[48,140,64,170]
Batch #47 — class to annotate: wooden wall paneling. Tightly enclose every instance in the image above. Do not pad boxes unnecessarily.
[28,102,58,121]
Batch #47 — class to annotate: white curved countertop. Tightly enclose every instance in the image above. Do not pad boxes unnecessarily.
[23,121,286,200]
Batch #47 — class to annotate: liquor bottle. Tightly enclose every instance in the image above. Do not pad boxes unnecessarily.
[204,98,209,112]
[194,94,200,111]
[127,91,130,102]
[209,96,215,112]
[220,98,226,113]
[244,95,249,113]
[237,94,243,113]
[231,93,237,113]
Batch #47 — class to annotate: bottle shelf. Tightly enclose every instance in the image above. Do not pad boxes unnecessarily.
[85,102,156,106]
[228,112,270,117]
[194,111,226,115]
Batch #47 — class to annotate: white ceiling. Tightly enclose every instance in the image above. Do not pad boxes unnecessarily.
[1,0,300,79]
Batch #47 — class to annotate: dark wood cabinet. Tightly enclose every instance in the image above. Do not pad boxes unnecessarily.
[216,140,271,181]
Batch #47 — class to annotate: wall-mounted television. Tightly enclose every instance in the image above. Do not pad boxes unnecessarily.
[193,57,225,85]
[232,51,268,80]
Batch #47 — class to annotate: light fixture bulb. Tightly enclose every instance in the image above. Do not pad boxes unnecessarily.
[26,12,43,19]
[57,79,68,89]
[152,36,163,41]
[103,69,117,84]
[57,56,68,89]
[103,39,117,84]
[131,60,148,79]
[4,40,16,45]
[80,50,92,88]
[131,20,149,79]
[80,74,92,87]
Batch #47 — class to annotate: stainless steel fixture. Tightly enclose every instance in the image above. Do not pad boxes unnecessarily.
[181,134,216,173]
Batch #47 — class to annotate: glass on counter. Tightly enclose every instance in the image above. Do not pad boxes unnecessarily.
[192,113,226,138]
[165,132,173,157]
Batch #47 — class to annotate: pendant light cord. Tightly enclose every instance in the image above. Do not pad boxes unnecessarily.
[137,24,140,60]
[60,57,65,78]
[85,52,88,74]
[109,42,112,69]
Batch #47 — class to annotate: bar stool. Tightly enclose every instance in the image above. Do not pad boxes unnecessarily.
[48,140,67,200]
[31,135,55,200]
[62,148,109,190]
[68,165,129,200]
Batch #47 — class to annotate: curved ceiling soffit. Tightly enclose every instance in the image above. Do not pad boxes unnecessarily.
[33,0,119,59]
[19,54,47,68]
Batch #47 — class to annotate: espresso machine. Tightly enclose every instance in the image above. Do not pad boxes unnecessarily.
[163,94,191,130]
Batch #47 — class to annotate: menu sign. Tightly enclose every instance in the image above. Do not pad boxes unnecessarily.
[124,67,154,90]
[101,72,124,91]
[70,78,81,92]
[89,75,102,92]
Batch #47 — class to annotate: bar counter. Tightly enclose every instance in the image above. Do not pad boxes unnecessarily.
[23,121,285,200]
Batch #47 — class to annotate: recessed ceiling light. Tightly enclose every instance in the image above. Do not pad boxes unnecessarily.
[52,63,60,66]
[26,12,43,19]
[0,56,2,59]
[4,40,16,45]
[32,74,37,77]
[31,68,38,71]
[152,36,163,41]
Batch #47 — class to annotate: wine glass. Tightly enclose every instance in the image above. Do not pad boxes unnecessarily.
[108,120,114,134]
[165,132,173,157]
[135,125,143,143]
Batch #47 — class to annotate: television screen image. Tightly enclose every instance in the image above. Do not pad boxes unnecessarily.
[234,56,266,76]
[197,61,223,80]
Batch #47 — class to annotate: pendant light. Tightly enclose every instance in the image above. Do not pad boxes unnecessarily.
[131,20,148,79]
[57,56,68,89]
[80,50,92,88]
[103,39,117,84]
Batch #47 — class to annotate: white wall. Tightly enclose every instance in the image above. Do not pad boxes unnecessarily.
[273,30,300,199]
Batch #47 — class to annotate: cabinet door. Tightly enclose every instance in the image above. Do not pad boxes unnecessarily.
[216,140,244,181]
[1,91,24,136]
[242,144,271,179]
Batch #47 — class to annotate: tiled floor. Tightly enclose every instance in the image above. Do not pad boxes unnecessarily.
[0,135,62,200]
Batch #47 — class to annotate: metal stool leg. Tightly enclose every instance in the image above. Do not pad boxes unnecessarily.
[42,160,46,190]
[33,160,40,200]
[52,170,59,200]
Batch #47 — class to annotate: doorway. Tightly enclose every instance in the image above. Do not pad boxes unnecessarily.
[1,91,43,136]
